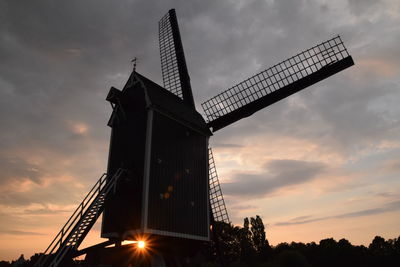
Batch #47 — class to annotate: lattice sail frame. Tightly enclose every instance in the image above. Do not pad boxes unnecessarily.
[159,11,183,99]
[209,148,230,224]
[201,36,351,123]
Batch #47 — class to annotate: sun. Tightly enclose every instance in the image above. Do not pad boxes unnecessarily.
[138,240,146,249]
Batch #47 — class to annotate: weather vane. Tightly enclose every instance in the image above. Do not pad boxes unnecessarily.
[131,57,137,71]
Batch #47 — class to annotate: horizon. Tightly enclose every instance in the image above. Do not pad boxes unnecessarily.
[1,0,400,262]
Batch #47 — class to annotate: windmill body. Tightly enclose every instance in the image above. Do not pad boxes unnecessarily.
[102,72,211,241]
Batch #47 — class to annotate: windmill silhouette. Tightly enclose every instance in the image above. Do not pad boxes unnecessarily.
[35,8,354,267]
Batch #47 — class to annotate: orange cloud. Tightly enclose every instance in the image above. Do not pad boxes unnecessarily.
[357,58,399,78]
[72,122,89,135]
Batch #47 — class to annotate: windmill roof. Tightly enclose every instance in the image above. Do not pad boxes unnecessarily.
[126,72,211,136]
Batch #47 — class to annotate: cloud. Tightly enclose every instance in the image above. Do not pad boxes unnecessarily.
[375,191,399,199]
[204,0,400,161]
[211,143,244,148]
[348,0,379,16]
[229,204,259,211]
[288,215,313,222]
[0,230,45,236]
[222,159,326,197]
[380,158,400,173]
[275,200,400,226]
[0,175,85,207]
[0,156,42,185]
[23,207,73,215]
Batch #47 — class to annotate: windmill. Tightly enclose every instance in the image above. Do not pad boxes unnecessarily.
[35,8,354,267]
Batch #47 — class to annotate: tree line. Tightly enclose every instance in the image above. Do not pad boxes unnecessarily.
[204,215,400,267]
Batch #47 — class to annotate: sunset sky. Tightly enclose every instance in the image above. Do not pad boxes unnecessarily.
[1,0,400,262]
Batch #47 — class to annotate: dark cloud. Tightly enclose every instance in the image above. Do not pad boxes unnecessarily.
[275,216,325,226]
[1,0,399,168]
[288,215,313,222]
[204,0,400,158]
[275,200,400,226]
[222,159,326,197]
[348,0,379,16]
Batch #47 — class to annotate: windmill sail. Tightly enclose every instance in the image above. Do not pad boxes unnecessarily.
[209,148,230,224]
[201,36,354,131]
[159,9,195,108]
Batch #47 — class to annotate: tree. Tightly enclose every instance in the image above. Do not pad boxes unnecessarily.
[250,215,266,253]
[239,217,256,264]
[250,215,272,262]
[393,236,400,254]
[369,235,399,266]
[369,236,391,256]
[209,221,241,264]
[277,250,310,267]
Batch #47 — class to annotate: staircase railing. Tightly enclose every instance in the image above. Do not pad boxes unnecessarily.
[34,168,126,267]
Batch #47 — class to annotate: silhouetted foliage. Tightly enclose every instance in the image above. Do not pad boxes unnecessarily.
[206,216,400,267]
